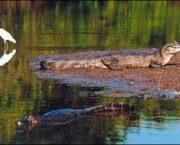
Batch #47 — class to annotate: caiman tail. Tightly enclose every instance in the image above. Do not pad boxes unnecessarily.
[86,102,135,114]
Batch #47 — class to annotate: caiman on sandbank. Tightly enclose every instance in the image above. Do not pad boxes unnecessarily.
[40,41,180,70]
[17,102,135,128]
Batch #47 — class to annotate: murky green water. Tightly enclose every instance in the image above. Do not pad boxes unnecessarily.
[0,1,180,144]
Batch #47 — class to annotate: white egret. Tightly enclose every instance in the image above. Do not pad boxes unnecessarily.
[0,49,16,66]
[0,28,16,52]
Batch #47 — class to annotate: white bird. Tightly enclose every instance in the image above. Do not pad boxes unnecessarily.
[0,49,16,66]
[0,28,16,52]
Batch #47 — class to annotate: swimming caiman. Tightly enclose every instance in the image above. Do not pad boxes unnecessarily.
[40,41,180,70]
[17,102,135,128]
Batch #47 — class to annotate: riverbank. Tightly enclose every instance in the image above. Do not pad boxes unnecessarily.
[31,51,180,99]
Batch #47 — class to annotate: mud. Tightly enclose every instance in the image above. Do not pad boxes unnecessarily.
[31,50,180,99]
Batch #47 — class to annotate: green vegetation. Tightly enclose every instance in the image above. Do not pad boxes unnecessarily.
[0,1,180,143]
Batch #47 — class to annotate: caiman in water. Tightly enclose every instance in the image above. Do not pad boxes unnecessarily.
[40,41,180,70]
[17,102,135,128]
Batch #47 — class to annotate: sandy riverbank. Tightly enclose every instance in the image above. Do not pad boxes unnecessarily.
[31,50,180,99]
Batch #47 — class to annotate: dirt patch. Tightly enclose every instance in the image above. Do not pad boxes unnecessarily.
[31,51,180,98]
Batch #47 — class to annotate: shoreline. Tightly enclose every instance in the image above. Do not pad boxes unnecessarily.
[30,51,180,99]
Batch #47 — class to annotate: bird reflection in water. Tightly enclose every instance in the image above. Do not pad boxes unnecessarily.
[0,28,16,66]
[0,49,16,66]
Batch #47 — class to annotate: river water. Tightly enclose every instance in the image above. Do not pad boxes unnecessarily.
[0,1,180,144]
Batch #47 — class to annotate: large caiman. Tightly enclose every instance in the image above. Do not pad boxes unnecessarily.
[17,102,135,129]
[40,41,180,70]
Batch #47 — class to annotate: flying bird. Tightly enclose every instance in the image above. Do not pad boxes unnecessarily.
[0,28,16,52]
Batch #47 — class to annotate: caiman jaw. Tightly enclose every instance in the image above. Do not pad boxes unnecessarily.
[167,41,180,54]
[169,48,180,54]
[17,115,38,126]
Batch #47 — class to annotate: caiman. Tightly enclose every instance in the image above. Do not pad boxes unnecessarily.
[17,102,135,128]
[40,41,180,70]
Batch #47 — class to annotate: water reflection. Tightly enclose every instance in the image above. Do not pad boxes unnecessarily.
[15,112,140,144]
[126,115,180,144]
[0,1,180,144]
[0,49,16,66]
[2,1,180,49]
[14,96,180,144]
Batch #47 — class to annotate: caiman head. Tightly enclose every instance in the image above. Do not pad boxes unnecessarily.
[160,40,180,66]
[17,115,39,127]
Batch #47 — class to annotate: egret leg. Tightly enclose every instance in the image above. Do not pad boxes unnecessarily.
[4,41,8,53]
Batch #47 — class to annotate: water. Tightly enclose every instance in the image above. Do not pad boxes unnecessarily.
[0,1,180,144]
